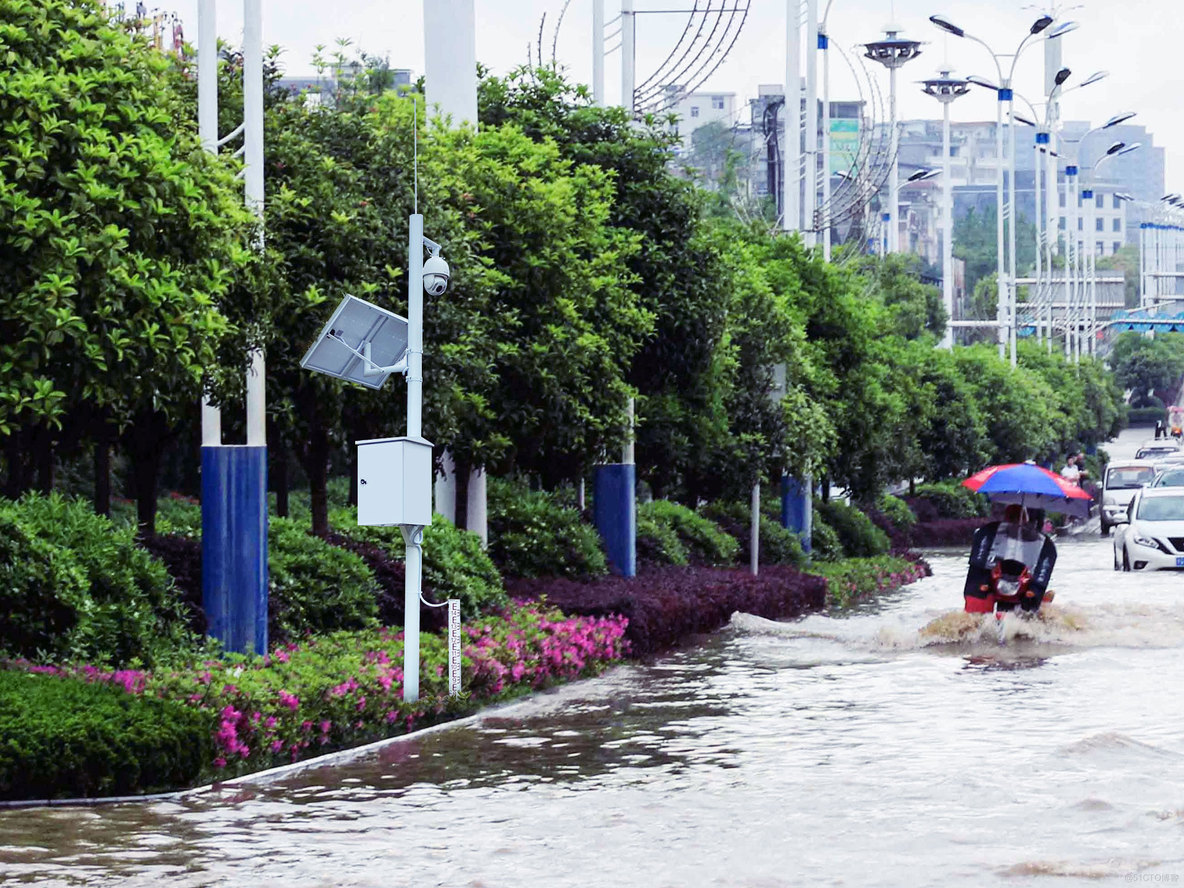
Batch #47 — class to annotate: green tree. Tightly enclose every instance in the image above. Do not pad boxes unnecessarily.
[0,0,253,535]
[953,205,1036,297]
[1109,332,1184,404]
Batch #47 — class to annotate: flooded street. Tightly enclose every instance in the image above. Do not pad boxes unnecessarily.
[3,432,1184,887]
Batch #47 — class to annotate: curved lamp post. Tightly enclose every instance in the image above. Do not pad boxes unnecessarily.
[930,14,1075,366]
[864,27,923,255]
[1083,142,1141,355]
[922,70,970,348]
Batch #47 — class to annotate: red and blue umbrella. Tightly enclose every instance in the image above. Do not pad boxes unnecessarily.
[962,463,1093,518]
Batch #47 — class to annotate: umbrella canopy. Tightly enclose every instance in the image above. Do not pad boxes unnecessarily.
[962,463,1093,518]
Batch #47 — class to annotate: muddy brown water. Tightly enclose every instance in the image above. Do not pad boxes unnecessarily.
[2,430,1183,887]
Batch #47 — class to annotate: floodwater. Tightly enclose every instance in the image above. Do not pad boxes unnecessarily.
[3,430,1184,887]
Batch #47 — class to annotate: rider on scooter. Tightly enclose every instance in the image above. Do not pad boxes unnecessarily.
[964,504,1057,614]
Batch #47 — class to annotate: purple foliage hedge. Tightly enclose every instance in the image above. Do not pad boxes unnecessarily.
[507,564,827,659]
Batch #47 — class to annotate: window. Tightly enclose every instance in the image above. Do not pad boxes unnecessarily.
[1113,195,1122,209]
[1078,218,1083,230]
[1096,240,1105,255]
[1114,241,1122,254]
[1059,217,1066,230]
[1059,192,1066,207]
[1096,217,1104,231]
[1096,194,1105,208]
[712,96,725,110]
[1113,218,1122,232]
[690,106,700,118]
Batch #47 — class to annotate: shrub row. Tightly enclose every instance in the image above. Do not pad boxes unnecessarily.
[810,556,932,607]
[813,500,891,558]
[0,670,214,801]
[0,494,194,667]
[507,564,827,659]
[700,500,806,567]
[4,601,627,793]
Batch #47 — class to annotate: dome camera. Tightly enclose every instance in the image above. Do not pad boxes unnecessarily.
[423,253,450,296]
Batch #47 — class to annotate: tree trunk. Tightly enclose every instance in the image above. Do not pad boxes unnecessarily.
[94,436,111,516]
[454,456,471,530]
[273,443,289,518]
[34,428,53,494]
[128,415,166,540]
[305,420,330,537]
[3,432,29,499]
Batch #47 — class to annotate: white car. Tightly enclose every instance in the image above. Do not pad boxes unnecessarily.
[1100,460,1158,534]
[1134,439,1183,461]
[1113,487,1184,571]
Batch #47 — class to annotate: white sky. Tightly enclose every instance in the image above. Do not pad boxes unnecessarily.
[165,1,1181,192]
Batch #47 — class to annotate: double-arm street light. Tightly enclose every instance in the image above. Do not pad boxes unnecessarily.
[930,13,1076,367]
[922,70,970,349]
[1080,141,1141,355]
[1058,111,1137,358]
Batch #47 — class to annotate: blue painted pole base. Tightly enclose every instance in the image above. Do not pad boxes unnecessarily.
[781,475,812,554]
[202,446,269,655]
[594,463,636,577]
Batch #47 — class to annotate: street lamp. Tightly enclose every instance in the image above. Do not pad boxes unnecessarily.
[1082,142,1140,354]
[1059,111,1136,359]
[931,13,1075,366]
[864,26,923,254]
[922,69,970,349]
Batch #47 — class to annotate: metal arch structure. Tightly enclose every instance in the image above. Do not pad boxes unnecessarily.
[547,1,751,117]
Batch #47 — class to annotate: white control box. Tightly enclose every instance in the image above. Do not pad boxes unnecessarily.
[356,436,434,527]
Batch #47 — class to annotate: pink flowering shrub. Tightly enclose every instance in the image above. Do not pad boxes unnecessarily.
[5,600,627,784]
[811,555,931,606]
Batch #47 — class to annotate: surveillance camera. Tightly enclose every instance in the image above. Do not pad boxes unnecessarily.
[423,254,450,296]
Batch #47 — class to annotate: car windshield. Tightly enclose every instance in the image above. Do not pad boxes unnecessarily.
[1154,470,1184,488]
[1107,467,1157,489]
[1137,495,1184,521]
[1137,448,1180,459]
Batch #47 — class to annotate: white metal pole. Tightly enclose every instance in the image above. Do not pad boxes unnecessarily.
[592,0,605,106]
[1070,166,1079,357]
[804,0,818,248]
[198,0,221,447]
[243,0,266,445]
[1033,136,1043,346]
[1006,93,1018,366]
[784,0,801,233]
[403,211,426,703]
[940,99,953,348]
[1044,134,1056,351]
[820,30,831,260]
[621,0,635,114]
[889,63,899,253]
[1140,223,1148,308]
[995,91,1006,359]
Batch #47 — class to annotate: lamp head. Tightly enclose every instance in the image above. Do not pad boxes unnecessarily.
[422,252,450,296]
[1014,114,1038,127]
[1054,67,1072,87]
[1104,111,1136,128]
[966,74,999,91]
[929,15,964,37]
[1047,20,1079,38]
[1106,141,1125,155]
[1117,142,1142,157]
[1080,70,1108,87]
[1030,15,1054,34]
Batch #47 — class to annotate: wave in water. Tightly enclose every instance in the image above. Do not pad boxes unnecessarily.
[729,600,1184,653]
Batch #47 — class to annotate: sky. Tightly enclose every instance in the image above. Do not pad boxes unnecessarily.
[162,0,1181,193]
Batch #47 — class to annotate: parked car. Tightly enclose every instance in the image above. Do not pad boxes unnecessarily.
[1134,439,1183,461]
[1100,460,1158,534]
[1113,487,1184,571]
[1152,467,1184,488]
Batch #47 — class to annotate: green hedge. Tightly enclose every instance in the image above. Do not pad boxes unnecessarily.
[911,481,989,519]
[636,507,688,566]
[0,670,214,800]
[813,500,890,558]
[328,507,507,618]
[0,494,194,667]
[1128,406,1164,426]
[488,477,608,579]
[877,494,916,531]
[638,500,738,566]
[268,517,379,642]
[700,500,806,566]
[809,514,844,562]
